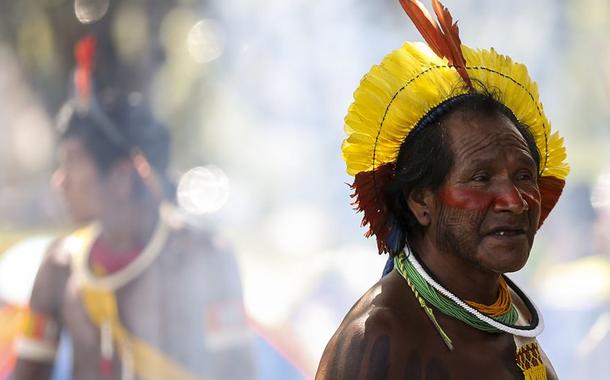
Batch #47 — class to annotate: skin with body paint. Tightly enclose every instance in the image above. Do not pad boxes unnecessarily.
[411,110,542,305]
[316,110,557,380]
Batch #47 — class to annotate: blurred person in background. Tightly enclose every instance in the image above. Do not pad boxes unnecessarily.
[316,0,569,378]
[11,36,256,380]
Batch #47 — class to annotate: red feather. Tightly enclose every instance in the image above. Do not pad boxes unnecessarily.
[538,176,565,228]
[74,35,96,103]
[350,163,395,254]
[431,0,471,88]
[398,0,445,58]
[398,0,473,89]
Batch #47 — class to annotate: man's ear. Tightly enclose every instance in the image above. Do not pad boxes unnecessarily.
[406,188,435,227]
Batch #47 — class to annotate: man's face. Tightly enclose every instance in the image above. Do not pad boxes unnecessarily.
[427,111,541,274]
[53,137,103,224]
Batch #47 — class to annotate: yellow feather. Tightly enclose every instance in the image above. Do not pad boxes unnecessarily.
[343,41,569,185]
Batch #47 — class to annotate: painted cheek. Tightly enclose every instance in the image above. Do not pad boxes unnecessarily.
[439,186,495,210]
[493,186,525,209]
[521,189,541,211]
[522,188,542,229]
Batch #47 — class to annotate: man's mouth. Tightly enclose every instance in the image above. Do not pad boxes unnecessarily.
[488,227,527,237]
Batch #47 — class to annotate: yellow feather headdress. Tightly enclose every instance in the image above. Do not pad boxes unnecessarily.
[343,0,569,254]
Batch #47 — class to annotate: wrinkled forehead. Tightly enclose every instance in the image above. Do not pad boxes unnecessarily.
[443,110,532,160]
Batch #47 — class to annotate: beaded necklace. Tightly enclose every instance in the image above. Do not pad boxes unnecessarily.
[394,249,543,347]
[395,251,518,333]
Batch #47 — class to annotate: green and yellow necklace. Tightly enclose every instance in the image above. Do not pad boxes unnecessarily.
[394,250,543,351]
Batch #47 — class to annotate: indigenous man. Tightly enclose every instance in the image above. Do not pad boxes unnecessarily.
[316,1,569,379]
[12,39,256,380]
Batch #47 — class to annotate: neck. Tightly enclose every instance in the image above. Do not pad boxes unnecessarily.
[410,236,500,305]
[98,199,161,252]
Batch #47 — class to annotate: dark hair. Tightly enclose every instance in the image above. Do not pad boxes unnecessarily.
[58,93,170,174]
[383,91,540,256]
[57,92,173,198]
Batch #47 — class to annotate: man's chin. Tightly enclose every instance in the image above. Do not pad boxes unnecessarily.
[497,262,527,274]
[479,248,530,274]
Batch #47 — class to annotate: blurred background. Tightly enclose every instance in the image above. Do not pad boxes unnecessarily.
[0,0,609,379]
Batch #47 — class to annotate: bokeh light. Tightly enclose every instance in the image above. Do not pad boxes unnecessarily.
[74,0,110,24]
[111,2,149,65]
[12,107,54,173]
[0,236,53,305]
[187,19,225,64]
[591,174,610,209]
[177,165,230,214]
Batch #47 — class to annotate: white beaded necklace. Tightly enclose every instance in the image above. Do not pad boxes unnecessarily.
[405,248,544,337]
[78,203,171,291]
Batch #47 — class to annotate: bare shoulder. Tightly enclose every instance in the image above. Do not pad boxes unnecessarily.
[41,237,72,270]
[316,270,425,380]
[162,215,242,295]
[165,214,233,261]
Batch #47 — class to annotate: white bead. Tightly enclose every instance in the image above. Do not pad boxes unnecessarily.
[405,249,544,338]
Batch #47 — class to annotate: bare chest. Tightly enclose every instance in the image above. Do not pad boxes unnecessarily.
[389,334,524,380]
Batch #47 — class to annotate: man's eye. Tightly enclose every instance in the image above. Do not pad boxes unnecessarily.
[472,174,489,182]
[516,171,534,181]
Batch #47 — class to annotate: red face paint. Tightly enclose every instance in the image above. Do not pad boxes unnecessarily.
[420,111,544,275]
[493,184,538,212]
[521,189,541,209]
[438,182,541,226]
[518,187,542,228]
[438,186,495,210]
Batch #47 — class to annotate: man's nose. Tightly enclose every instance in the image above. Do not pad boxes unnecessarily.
[493,180,528,214]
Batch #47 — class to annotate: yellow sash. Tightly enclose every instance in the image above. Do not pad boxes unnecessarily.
[69,225,203,380]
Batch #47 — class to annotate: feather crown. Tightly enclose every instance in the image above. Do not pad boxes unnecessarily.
[343,0,569,254]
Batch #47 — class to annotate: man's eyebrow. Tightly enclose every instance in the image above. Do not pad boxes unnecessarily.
[461,152,536,170]
[509,149,538,167]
